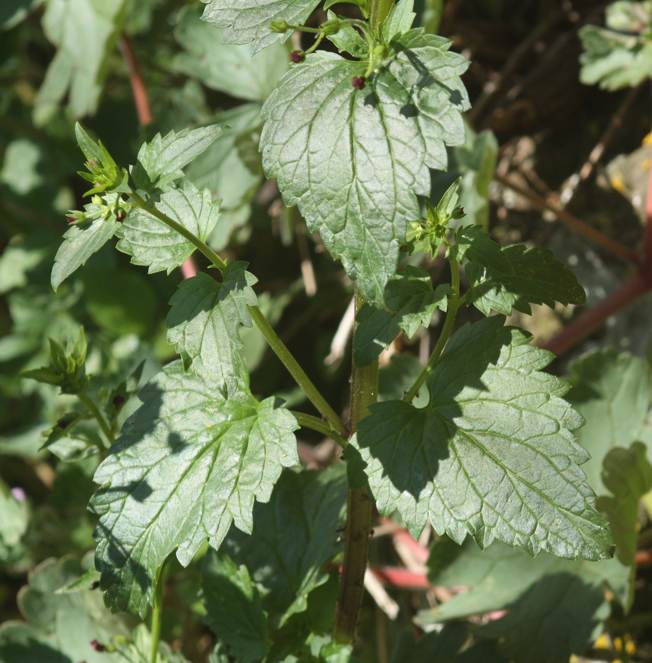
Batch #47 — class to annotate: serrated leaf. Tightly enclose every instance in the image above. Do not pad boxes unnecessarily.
[134,125,222,191]
[261,30,469,303]
[34,0,126,123]
[567,349,651,493]
[174,9,289,101]
[201,0,321,52]
[459,226,586,315]
[580,1,652,90]
[354,266,450,365]
[597,442,652,565]
[117,183,219,274]
[166,265,258,393]
[91,361,299,616]
[202,554,270,662]
[354,316,611,560]
[51,217,118,291]
[224,466,347,626]
[382,0,416,42]
[421,541,627,663]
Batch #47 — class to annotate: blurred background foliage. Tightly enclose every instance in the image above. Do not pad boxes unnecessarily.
[1,0,652,661]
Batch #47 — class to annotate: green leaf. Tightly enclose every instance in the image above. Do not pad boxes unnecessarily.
[354,316,611,560]
[166,265,258,393]
[580,1,652,90]
[382,0,416,42]
[390,624,469,663]
[202,554,270,662]
[174,9,289,101]
[354,267,450,365]
[186,104,262,248]
[117,183,219,274]
[326,11,369,58]
[431,125,498,230]
[261,30,469,303]
[51,217,118,291]
[224,466,347,626]
[91,361,299,616]
[421,541,628,663]
[567,349,651,493]
[597,442,652,565]
[201,0,322,52]
[34,0,127,123]
[134,125,222,191]
[459,226,586,315]
[0,557,129,663]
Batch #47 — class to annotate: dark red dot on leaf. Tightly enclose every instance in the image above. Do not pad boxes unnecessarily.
[289,50,305,63]
[90,640,105,652]
[112,394,126,409]
[352,76,367,90]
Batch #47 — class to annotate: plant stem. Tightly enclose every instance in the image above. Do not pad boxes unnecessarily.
[130,192,227,271]
[370,0,395,34]
[129,192,346,437]
[291,411,348,448]
[335,293,379,643]
[78,392,113,446]
[149,560,168,663]
[404,256,460,402]
[249,308,346,436]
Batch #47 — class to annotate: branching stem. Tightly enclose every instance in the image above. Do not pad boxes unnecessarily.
[404,255,461,402]
[291,411,348,448]
[129,192,346,437]
[78,392,113,446]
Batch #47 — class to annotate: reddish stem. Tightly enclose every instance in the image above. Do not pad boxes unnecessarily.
[119,35,153,126]
[542,274,651,356]
[371,567,430,590]
[644,142,652,266]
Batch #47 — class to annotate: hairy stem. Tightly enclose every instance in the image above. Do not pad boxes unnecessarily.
[335,293,379,643]
[370,0,395,34]
[78,392,113,446]
[291,411,348,448]
[129,193,346,437]
[404,256,460,402]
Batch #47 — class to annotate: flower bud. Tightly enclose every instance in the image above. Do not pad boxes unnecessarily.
[290,50,305,63]
[270,19,290,33]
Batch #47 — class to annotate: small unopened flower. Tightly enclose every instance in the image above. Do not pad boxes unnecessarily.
[90,640,106,652]
[290,50,305,63]
[352,76,367,90]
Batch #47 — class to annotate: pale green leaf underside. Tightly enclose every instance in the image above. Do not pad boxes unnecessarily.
[261,31,469,303]
[34,0,126,123]
[174,9,289,101]
[355,317,611,560]
[167,264,258,393]
[91,361,299,616]
[117,183,219,274]
[201,0,321,52]
[422,541,627,663]
[135,125,222,190]
[567,349,651,493]
[580,1,652,90]
[51,217,118,291]
[354,266,449,365]
[597,442,652,566]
